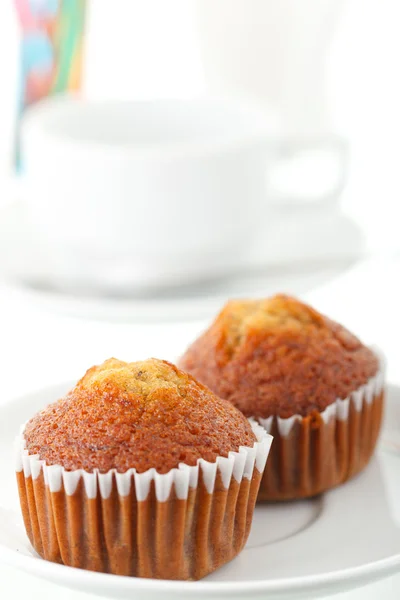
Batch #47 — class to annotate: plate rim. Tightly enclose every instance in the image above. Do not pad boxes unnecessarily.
[1,381,400,596]
[0,545,399,596]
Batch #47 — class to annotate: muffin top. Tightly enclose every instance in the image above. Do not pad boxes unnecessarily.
[179,295,379,418]
[23,358,256,474]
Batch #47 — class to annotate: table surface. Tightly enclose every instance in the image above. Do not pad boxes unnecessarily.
[1,257,399,599]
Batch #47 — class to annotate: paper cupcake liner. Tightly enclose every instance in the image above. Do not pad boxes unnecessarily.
[256,350,385,501]
[16,421,272,580]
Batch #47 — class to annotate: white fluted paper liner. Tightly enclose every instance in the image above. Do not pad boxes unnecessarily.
[259,347,386,437]
[15,420,272,502]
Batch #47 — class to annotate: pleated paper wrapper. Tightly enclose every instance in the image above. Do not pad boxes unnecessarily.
[16,420,272,580]
[257,351,385,501]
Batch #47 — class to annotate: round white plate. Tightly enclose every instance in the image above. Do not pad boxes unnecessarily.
[1,384,400,600]
[381,384,400,454]
[0,199,360,322]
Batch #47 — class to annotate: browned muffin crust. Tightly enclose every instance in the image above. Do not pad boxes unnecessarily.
[24,358,256,473]
[179,295,379,419]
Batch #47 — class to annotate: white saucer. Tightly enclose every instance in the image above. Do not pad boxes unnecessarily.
[1,383,400,599]
[0,199,361,321]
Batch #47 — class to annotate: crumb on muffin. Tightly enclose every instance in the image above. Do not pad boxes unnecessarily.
[179,294,379,418]
[23,358,256,474]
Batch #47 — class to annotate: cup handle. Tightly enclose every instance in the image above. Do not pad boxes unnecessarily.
[266,135,349,209]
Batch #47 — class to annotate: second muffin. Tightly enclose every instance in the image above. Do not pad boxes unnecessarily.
[179,295,385,501]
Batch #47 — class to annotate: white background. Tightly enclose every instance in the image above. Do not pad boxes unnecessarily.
[1,0,400,252]
[1,0,400,254]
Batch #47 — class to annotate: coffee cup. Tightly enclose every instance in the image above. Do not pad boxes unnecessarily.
[21,95,278,292]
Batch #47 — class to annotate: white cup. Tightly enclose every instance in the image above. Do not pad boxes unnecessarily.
[21,95,277,292]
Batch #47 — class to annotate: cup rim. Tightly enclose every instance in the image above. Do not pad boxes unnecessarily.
[22,94,279,160]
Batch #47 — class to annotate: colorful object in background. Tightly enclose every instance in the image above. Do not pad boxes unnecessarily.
[14,0,86,168]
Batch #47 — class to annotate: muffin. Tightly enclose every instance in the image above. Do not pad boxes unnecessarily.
[15,358,272,580]
[179,295,385,501]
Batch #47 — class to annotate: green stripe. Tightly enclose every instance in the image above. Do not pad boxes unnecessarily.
[52,0,86,93]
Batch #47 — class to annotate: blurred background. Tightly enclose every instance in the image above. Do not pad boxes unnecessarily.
[1,2,400,599]
[0,0,398,373]
[0,0,399,376]
[0,1,396,350]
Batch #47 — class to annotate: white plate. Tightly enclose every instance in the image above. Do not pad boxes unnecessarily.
[0,383,400,599]
[0,199,360,322]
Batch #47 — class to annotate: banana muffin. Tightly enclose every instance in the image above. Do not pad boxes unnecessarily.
[16,358,271,579]
[179,295,384,500]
